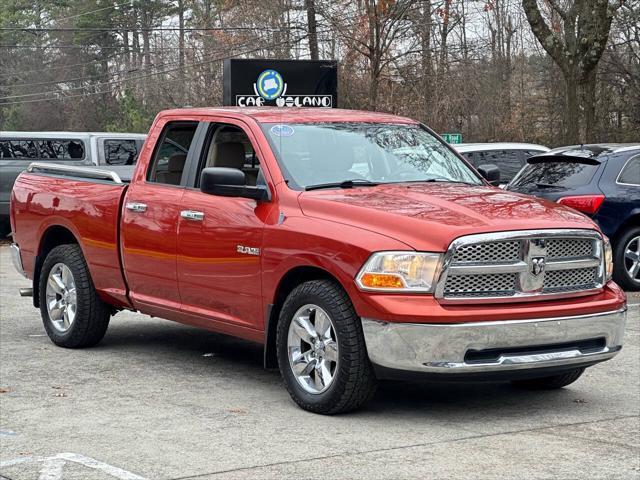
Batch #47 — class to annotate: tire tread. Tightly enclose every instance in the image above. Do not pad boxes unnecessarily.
[40,244,110,348]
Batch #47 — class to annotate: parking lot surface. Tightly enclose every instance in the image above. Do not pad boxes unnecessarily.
[1,245,639,480]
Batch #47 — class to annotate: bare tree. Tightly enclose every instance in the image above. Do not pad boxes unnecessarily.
[522,0,625,143]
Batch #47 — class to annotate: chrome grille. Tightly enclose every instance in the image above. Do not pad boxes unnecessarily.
[436,230,605,303]
[544,267,598,292]
[452,241,520,263]
[444,273,517,297]
[546,238,593,259]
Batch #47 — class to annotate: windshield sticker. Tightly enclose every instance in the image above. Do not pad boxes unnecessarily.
[271,124,295,137]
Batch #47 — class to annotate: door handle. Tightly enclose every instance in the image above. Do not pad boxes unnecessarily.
[180,210,204,221]
[125,202,147,212]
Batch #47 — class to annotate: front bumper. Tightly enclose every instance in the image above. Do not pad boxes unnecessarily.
[362,308,626,378]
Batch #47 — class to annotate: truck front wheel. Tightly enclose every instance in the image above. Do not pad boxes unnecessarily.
[510,367,585,390]
[39,244,111,348]
[276,280,377,414]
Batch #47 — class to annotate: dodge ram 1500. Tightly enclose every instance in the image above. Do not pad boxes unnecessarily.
[10,108,627,414]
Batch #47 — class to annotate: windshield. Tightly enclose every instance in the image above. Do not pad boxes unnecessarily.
[261,122,482,189]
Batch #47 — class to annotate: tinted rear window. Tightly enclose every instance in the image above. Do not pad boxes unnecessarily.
[509,160,600,189]
[38,139,85,159]
[0,138,85,160]
[0,139,38,159]
[104,139,142,165]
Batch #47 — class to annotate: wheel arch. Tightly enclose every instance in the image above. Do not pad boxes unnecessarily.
[610,211,640,244]
[263,265,346,369]
[33,225,80,308]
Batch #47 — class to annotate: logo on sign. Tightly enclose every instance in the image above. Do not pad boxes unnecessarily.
[256,69,285,100]
[235,69,332,108]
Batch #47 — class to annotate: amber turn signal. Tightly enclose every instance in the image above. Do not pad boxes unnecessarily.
[359,273,405,289]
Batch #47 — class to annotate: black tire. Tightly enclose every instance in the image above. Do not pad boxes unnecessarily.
[276,280,377,414]
[39,244,111,348]
[510,367,585,390]
[613,226,640,291]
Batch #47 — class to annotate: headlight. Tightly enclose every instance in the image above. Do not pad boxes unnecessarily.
[356,252,442,293]
[603,236,613,282]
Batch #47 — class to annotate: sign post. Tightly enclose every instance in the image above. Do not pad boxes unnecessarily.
[442,133,463,144]
[223,59,338,108]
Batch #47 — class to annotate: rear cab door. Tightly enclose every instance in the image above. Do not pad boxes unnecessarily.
[121,118,204,315]
[176,116,275,333]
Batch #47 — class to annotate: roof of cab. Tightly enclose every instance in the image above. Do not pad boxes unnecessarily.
[158,107,418,124]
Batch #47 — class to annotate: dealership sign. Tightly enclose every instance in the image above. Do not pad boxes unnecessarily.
[223,59,337,108]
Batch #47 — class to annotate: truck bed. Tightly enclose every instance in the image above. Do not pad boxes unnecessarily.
[11,163,132,308]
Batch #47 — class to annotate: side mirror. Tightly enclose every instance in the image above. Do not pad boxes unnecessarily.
[200,167,269,201]
[477,164,501,186]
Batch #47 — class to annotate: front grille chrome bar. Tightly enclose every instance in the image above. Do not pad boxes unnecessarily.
[435,229,605,304]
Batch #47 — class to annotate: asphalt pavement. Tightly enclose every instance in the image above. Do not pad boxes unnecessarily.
[1,245,639,480]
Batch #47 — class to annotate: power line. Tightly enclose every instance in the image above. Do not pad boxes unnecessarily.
[46,0,134,24]
[1,26,294,32]
[0,34,310,106]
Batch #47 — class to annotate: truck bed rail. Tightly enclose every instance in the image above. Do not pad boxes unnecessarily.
[27,162,125,184]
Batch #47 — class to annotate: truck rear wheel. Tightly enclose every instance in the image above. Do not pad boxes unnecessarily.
[510,367,585,390]
[39,244,111,348]
[276,280,377,414]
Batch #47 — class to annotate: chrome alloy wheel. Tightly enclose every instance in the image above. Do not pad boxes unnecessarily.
[287,304,339,394]
[624,235,640,282]
[45,263,77,333]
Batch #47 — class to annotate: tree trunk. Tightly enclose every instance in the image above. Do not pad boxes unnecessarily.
[565,73,580,144]
[306,0,319,60]
[580,69,597,142]
[178,0,185,105]
[420,1,432,123]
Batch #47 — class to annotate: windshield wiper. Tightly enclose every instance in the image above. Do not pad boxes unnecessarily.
[534,182,560,189]
[305,179,380,191]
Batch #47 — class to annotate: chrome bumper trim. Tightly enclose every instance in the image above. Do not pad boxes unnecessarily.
[361,308,627,374]
[10,243,27,278]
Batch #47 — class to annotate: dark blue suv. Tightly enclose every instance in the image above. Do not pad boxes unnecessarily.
[507,144,640,291]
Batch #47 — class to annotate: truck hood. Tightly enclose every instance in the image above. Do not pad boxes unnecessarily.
[298,183,599,252]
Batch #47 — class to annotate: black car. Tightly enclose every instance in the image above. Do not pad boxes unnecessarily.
[507,144,640,290]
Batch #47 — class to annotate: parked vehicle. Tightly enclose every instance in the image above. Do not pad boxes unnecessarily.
[10,108,626,414]
[0,132,146,233]
[507,144,640,291]
[454,143,550,185]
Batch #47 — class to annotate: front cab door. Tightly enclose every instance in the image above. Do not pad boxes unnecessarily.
[177,120,273,331]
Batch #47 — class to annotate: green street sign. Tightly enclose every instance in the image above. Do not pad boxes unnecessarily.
[442,133,462,144]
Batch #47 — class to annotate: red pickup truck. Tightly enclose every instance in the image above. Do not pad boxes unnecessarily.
[10,108,627,414]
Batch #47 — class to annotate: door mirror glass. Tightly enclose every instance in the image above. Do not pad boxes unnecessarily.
[200,167,269,201]
[477,163,501,186]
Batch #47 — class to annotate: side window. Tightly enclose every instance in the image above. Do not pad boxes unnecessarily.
[38,139,85,159]
[618,156,640,186]
[483,150,521,183]
[104,139,139,165]
[147,122,198,186]
[197,123,261,187]
[0,140,38,159]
